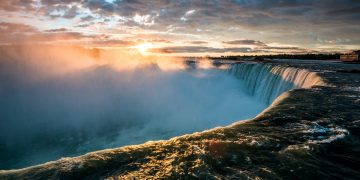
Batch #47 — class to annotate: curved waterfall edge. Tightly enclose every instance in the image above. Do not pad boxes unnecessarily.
[228,62,328,105]
[0,63,331,175]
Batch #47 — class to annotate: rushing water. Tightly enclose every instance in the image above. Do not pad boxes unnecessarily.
[229,63,323,104]
[0,59,323,170]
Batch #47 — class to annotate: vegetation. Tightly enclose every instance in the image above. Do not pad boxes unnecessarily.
[210,53,341,60]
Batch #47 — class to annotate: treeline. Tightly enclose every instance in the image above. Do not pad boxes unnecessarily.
[211,53,341,60]
[262,53,341,60]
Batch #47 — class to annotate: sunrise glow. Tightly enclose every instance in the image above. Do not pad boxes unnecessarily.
[136,43,153,55]
[0,1,358,56]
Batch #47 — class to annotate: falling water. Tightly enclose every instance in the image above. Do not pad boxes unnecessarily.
[229,63,324,104]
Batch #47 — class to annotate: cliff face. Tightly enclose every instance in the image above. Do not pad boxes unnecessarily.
[1,61,360,179]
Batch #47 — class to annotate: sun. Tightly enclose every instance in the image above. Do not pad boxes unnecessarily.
[136,43,153,54]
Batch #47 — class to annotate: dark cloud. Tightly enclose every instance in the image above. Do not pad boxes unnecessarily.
[75,23,95,28]
[255,45,315,53]
[261,46,303,50]
[74,1,360,26]
[147,39,172,43]
[85,0,116,14]
[40,0,82,6]
[47,5,79,19]
[326,6,360,16]
[2,1,359,27]
[150,46,252,53]
[188,41,208,44]
[150,43,315,54]
[44,28,69,32]
[80,15,95,21]
[0,0,83,19]
[90,39,136,47]
[222,40,266,46]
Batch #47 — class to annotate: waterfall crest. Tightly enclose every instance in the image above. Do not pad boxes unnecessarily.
[229,63,324,104]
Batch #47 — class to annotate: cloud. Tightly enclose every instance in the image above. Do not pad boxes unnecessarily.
[261,46,303,50]
[150,46,252,53]
[44,28,69,32]
[0,22,38,34]
[149,43,315,54]
[90,39,136,47]
[2,1,360,27]
[181,9,196,21]
[29,32,90,41]
[0,22,39,43]
[0,22,91,44]
[185,9,195,16]
[133,14,155,26]
[0,0,36,11]
[75,23,95,28]
[222,39,266,46]
[48,5,79,19]
[0,0,359,52]
[188,41,209,44]
[80,15,96,21]
[255,45,315,54]
[147,39,172,43]
[187,41,208,44]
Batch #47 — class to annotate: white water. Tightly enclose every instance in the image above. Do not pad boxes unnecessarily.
[229,63,323,104]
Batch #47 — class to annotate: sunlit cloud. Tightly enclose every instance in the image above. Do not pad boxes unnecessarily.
[133,14,155,26]
[181,9,196,21]
[0,0,359,55]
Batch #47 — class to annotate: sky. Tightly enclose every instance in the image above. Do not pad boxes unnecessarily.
[0,0,360,56]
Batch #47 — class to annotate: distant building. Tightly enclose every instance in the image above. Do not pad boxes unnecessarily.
[340,50,360,62]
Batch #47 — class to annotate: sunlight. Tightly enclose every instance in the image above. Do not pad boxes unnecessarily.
[136,43,153,55]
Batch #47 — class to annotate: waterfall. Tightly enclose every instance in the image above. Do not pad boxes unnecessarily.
[229,63,324,104]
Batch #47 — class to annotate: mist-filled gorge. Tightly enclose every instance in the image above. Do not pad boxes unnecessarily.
[0,46,269,169]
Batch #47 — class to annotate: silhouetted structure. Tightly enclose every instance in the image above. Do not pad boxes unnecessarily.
[341,50,360,62]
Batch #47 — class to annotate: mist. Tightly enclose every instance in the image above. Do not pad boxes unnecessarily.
[0,45,266,169]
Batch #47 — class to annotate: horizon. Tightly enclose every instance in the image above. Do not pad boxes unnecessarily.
[1,43,354,57]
